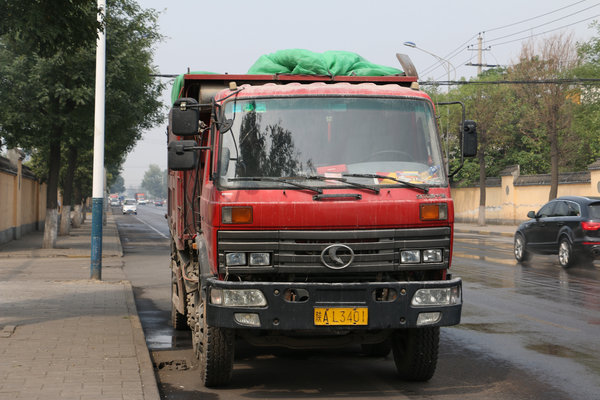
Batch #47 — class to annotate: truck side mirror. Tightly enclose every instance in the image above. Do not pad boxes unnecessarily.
[462,120,477,157]
[171,98,200,136]
[168,140,198,170]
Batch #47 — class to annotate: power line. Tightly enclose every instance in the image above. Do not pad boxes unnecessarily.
[420,34,479,76]
[423,2,598,78]
[491,14,600,47]
[420,78,600,86]
[486,0,589,33]
[486,3,600,44]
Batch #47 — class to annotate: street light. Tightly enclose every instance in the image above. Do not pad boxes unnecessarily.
[403,41,456,174]
[402,41,456,89]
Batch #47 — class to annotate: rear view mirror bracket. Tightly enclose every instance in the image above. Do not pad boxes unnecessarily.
[437,101,478,179]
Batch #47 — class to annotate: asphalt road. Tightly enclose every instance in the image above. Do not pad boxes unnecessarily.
[114,205,600,400]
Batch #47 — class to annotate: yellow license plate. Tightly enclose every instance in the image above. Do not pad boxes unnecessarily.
[314,307,368,326]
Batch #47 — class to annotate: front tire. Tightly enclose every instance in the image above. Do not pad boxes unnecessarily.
[191,298,234,387]
[558,237,575,268]
[391,327,439,381]
[514,233,531,262]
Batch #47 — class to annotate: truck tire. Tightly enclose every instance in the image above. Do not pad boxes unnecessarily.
[170,272,187,330]
[191,300,234,387]
[391,327,439,381]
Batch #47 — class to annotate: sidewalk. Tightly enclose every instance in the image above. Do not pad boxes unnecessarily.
[0,215,160,400]
[454,222,518,238]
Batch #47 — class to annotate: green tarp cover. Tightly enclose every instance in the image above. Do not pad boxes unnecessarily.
[247,49,403,77]
[171,50,403,104]
[171,71,216,105]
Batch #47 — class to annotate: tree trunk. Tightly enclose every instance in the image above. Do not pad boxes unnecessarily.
[59,146,77,235]
[72,204,82,228]
[477,130,486,226]
[43,140,61,248]
[548,104,559,201]
[72,182,83,227]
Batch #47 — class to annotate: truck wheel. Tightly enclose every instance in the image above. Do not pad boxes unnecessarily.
[514,233,531,262]
[170,272,187,330]
[191,300,234,387]
[361,339,392,357]
[558,237,575,268]
[391,327,439,381]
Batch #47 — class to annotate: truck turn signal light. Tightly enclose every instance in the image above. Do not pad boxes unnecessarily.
[222,206,253,224]
[420,203,448,221]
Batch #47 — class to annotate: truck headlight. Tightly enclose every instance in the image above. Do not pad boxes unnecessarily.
[249,252,270,266]
[423,249,443,263]
[401,250,421,263]
[411,286,461,306]
[225,252,246,266]
[210,288,267,307]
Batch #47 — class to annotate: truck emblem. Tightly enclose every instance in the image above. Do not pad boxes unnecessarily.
[320,244,355,270]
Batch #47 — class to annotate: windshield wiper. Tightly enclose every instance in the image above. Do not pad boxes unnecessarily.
[342,173,429,193]
[228,177,323,194]
[302,175,380,194]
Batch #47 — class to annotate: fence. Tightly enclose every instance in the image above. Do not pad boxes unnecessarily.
[0,151,46,244]
[451,159,600,225]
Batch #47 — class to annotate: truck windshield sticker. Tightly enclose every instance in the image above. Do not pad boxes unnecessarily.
[232,102,267,113]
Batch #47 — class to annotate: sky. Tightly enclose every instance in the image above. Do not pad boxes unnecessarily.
[121,0,599,189]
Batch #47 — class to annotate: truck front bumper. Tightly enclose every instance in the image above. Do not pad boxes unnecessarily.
[204,277,462,330]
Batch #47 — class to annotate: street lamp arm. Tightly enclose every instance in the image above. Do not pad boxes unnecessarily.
[403,42,456,80]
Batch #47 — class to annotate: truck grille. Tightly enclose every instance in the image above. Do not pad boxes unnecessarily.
[217,228,450,275]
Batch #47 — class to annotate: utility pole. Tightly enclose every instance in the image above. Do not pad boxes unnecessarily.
[91,0,106,280]
[466,33,498,74]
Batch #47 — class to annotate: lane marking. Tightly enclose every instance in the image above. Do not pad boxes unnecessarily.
[135,216,169,239]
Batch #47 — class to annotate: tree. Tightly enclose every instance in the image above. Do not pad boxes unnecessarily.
[508,33,579,200]
[0,0,164,245]
[141,164,167,199]
[573,22,600,166]
[110,175,126,193]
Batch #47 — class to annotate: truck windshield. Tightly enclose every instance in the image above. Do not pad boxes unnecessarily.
[219,97,446,190]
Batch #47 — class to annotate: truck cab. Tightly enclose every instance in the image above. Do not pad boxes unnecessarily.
[167,61,476,386]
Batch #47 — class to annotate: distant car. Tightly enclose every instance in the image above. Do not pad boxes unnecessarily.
[154,200,163,206]
[109,198,120,207]
[138,199,148,205]
[514,196,600,268]
[122,198,137,215]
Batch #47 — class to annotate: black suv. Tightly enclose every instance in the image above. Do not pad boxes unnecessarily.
[514,196,600,267]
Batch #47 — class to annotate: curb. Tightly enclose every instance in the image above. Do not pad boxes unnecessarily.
[123,280,161,400]
[455,228,515,238]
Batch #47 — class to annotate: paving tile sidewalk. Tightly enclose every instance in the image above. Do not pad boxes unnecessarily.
[0,215,160,400]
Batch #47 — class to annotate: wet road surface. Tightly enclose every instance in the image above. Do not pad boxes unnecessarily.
[115,209,600,399]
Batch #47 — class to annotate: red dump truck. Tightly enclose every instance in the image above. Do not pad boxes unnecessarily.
[167,53,477,387]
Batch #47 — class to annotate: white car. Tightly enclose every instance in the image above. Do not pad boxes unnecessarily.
[122,199,137,215]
